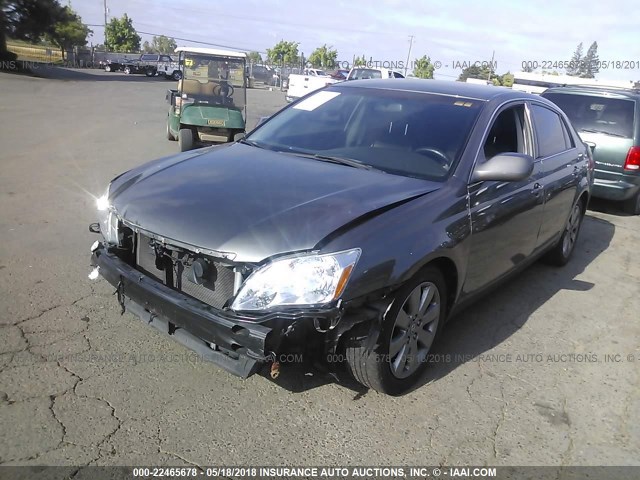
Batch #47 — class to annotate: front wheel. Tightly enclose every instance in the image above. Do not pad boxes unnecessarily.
[543,200,585,266]
[178,128,193,151]
[345,266,447,395]
[123,66,131,74]
[172,70,182,81]
[145,67,156,77]
[104,65,112,72]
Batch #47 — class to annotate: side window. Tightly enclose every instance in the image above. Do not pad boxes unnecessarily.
[483,105,527,160]
[560,117,576,148]
[393,72,404,78]
[160,56,171,63]
[531,104,569,157]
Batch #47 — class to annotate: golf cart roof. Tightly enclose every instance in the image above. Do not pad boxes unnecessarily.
[174,47,246,59]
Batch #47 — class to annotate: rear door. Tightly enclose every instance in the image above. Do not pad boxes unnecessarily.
[530,102,585,247]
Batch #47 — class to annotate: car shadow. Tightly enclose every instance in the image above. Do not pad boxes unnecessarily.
[261,214,615,398]
[588,197,634,216]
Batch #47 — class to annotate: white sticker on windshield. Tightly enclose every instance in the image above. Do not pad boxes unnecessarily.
[293,91,341,111]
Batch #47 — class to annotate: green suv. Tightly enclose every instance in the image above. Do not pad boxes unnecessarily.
[542,86,640,214]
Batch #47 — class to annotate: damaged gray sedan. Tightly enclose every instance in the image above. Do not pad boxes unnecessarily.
[90,79,592,395]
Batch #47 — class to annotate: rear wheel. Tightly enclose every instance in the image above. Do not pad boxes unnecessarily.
[104,65,112,72]
[345,266,447,395]
[622,191,640,215]
[178,128,193,151]
[123,66,131,74]
[543,200,585,266]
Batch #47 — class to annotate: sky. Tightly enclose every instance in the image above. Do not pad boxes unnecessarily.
[75,0,640,81]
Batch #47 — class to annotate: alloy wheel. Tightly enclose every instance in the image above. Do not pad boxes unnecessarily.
[562,203,582,257]
[388,282,441,379]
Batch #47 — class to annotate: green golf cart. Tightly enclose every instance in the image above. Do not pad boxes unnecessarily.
[166,47,247,151]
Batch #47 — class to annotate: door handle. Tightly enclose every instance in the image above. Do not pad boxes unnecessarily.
[533,182,543,190]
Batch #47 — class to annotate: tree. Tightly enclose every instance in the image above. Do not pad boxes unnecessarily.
[498,71,514,87]
[412,54,434,79]
[0,0,63,59]
[45,5,91,60]
[142,35,176,54]
[266,40,299,65]
[105,13,140,52]
[247,51,262,64]
[581,41,599,78]
[308,44,338,69]
[352,54,367,67]
[458,64,496,82]
[566,42,583,76]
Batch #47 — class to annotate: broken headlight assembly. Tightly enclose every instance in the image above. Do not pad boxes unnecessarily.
[230,249,361,312]
[96,184,119,245]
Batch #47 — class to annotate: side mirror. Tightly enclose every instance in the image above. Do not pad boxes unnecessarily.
[471,153,534,183]
[233,132,246,142]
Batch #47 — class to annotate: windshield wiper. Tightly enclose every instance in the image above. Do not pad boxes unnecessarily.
[580,128,627,138]
[238,138,266,149]
[292,152,376,171]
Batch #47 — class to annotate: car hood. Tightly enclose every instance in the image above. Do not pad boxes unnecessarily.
[110,143,441,262]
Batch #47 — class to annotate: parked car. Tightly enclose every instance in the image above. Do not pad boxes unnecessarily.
[285,72,339,102]
[542,85,640,214]
[90,79,592,395]
[110,53,176,77]
[330,69,350,80]
[346,67,405,80]
[248,64,278,85]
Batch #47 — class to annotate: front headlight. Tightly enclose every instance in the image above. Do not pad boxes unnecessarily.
[96,184,119,244]
[231,249,361,312]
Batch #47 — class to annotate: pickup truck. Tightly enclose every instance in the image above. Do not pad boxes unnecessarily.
[346,67,405,80]
[105,53,181,80]
[285,69,340,102]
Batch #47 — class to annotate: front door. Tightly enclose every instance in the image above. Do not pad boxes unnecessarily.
[464,103,545,295]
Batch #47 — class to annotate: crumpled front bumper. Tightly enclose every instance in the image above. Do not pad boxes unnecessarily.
[91,244,340,378]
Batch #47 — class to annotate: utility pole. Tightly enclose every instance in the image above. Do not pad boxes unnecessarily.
[486,50,495,83]
[404,35,414,76]
[103,0,108,51]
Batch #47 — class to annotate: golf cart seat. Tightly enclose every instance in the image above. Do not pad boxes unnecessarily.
[179,79,209,95]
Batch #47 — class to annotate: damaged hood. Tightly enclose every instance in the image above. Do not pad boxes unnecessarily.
[110,143,441,262]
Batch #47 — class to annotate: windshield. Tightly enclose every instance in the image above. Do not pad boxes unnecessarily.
[181,53,246,109]
[543,93,635,138]
[246,87,484,181]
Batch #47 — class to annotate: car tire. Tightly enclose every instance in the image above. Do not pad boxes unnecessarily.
[123,66,131,75]
[104,65,112,72]
[543,199,585,266]
[172,70,182,81]
[344,266,447,395]
[145,67,156,77]
[622,191,640,215]
[178,129,193,152]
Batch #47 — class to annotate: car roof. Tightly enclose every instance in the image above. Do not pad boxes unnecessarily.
[334,78,540,102]
[542,85,640,100]
[174,46,246,58]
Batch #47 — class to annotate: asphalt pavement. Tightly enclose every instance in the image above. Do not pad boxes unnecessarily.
[0,67,638,468]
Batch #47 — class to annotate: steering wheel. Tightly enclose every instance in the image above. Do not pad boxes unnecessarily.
[415,147,450,171]
[211,81,234,98]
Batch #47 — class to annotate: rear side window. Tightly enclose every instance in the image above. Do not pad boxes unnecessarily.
[531,105,570,157]
[543,93,635,138]
[349,69,383,80]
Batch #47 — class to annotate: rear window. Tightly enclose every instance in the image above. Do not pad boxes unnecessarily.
[543,93,635,138]
[349,69,383,80]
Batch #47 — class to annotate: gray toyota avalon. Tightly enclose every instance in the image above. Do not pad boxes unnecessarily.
[90,79,593,395]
